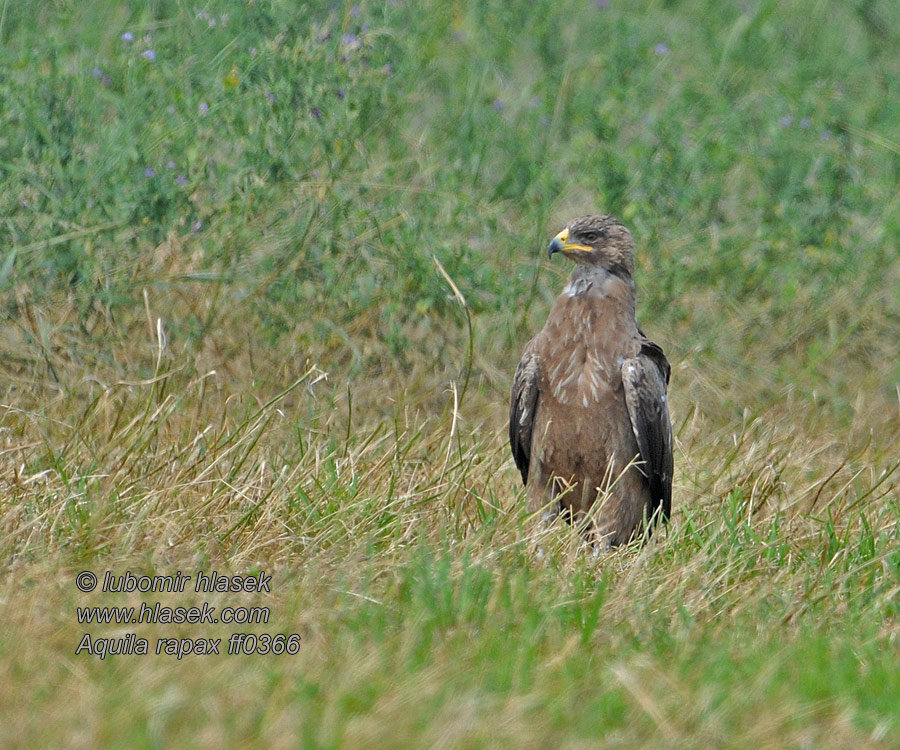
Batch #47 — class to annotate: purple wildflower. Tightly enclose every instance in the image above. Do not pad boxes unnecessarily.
[265,90,276,103]
[779,115,793,128]
[166,160,176,170]
[141,49,156,61]
[191,220,203,233]
[144,168,156,178]
[336,88,346,100]
[121,32,134,42]
[92,67,103,77]
[654,43,670,56]
[199,101,209,115]
[800,117,811,129]
[176,174,188,186]
[340,34,358,45]
[350,5,361,17]
[492,98,504,112]
[311,107,322,120]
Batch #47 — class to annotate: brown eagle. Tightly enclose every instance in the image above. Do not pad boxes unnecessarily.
[509,215,673,547]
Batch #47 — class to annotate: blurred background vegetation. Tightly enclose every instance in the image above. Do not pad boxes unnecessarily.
[4,0,900,416]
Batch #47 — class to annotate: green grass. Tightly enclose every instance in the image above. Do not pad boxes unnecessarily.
[2,0,900,746]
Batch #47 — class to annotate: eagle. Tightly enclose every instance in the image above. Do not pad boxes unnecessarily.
[509,214,673,547]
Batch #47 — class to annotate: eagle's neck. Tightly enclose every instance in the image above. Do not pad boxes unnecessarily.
[543,263,640,408]
[562,264,636,312]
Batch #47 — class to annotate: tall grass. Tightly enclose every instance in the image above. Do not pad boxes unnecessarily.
[2,0,900,746]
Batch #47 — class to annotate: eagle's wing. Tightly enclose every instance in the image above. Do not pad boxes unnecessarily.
[622,338,673,521]
[509,340,540,485]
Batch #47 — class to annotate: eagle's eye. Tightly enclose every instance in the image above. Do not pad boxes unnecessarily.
[580,229,604,244]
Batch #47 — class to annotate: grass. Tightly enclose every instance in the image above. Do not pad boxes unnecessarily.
[2,0,900,746]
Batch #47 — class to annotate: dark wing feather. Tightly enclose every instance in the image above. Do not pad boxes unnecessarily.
[509,341,540,485]
[621,339,673,521]
[636,328,671,385]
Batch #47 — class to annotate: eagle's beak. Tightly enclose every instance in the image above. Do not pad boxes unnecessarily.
[548,227,568,258]
[548,226,594,257]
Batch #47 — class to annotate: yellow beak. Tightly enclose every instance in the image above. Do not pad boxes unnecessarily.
[548,227,592,258]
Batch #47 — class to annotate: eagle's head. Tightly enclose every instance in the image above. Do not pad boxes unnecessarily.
[548,214,635,278]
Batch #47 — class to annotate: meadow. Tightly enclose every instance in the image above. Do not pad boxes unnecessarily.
[2,0,900,746]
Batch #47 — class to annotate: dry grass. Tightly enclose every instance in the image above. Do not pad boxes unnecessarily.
[1,279,899,747]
